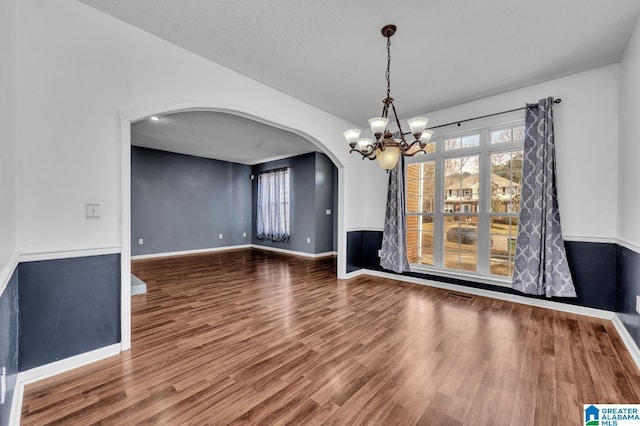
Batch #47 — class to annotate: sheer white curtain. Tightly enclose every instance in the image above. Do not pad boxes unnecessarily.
[256,168,290,242]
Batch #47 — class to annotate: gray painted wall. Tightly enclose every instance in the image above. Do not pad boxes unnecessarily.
[132,147,337,256]
[131,147,252,256]
[251,152,337,254]
[251,153,318,253]
[315,153,337,253]
[0,270,18,426]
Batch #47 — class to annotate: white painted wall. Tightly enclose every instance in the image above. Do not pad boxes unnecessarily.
[0,0,18,278]
[364,65,620,240]
[619,16,640,249]
[16,0,369,261]
[14,0,625,264]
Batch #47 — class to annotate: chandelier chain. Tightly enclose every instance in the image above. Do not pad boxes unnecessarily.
[386,36,391,101]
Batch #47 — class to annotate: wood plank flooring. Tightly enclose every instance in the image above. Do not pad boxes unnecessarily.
[21,248,640,425]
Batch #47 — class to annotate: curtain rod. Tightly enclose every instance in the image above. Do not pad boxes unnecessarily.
[258,166,289,174]
[405,98,562,133]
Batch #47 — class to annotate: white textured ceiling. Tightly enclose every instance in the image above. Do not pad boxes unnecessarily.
[132,111,320,164]
[79,0,640,163]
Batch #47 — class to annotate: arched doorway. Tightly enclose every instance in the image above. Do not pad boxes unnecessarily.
[119,103,347,350]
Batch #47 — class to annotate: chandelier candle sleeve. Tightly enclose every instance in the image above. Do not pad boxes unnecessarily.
[344,24,430,171]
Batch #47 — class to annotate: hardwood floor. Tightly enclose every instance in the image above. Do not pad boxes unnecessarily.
[22,249,640,425]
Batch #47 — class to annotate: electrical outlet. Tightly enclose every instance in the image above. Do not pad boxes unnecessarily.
[378,249,382,257]
[326,209,331,215]
[636,295,640,314]
[219,234,223,239]
[243,232,246,238]
[306,237,311,244]
[138,239,143,245]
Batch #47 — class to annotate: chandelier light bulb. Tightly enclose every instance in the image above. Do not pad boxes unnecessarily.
[376,146,401,171]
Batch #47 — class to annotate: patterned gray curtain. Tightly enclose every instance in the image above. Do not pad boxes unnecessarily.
[512,97,576,298]
[380,155,410,273]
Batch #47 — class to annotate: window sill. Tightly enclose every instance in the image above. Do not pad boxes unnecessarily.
[408,265,513,288]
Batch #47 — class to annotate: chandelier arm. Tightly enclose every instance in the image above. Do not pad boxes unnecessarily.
[381,102,389,120]
[401,140,427,156]
[402,149,427,157]
[389,103,407,143]
[350,148,373,157]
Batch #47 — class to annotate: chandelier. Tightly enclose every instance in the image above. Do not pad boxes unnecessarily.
[343,25,433,171]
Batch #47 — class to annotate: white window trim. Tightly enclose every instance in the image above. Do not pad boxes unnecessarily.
[406,112,524,283]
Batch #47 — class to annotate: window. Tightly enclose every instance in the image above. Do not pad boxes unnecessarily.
[256,168,290,241]
[406,121,524,281]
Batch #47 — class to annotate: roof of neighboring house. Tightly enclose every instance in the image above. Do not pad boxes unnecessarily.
[445,173,520,190]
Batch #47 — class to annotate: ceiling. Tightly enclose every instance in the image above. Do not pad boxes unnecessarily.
[80,0,640,163]
[131,111,320,165]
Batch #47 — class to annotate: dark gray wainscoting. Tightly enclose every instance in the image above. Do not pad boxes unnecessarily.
[617,245,640,348]
[347,230,617,311]
[18,254,120,371]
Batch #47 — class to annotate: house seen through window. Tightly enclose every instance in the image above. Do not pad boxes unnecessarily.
[405,121,524,281]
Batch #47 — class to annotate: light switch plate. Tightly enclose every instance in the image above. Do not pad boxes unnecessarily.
[325,209,331,215]
[86,203,100,219]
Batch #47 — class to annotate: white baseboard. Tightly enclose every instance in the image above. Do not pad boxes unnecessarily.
[132,245,337,260]
[359,269,615,319]
[9,343,121,425]
[9,380,24,426]
[18,343,121,385]
[353,268,640,371]
[612,315,640,371]
[131,244,252,260]
[342,269,367,279]
[251,245,337,258]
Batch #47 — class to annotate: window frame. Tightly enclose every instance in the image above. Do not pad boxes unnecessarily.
[405,113,525,286]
